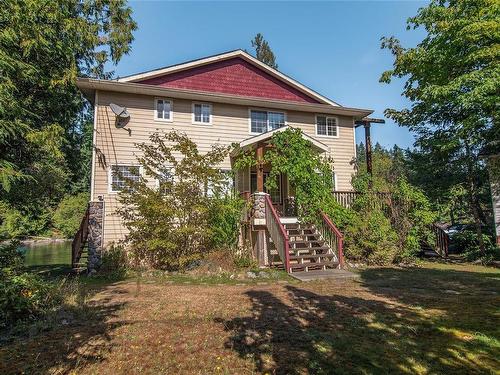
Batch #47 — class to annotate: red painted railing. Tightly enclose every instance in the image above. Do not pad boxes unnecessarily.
[433,223,449,257]
[72,204,90,268]
[318,211,345,268]
[264,195,291,273]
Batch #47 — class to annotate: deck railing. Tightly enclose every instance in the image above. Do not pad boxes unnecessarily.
[72,205,90,268]
[264,195,291,273]
[317,211,344,268]
[332,190,392,210]
[433,223,449,257]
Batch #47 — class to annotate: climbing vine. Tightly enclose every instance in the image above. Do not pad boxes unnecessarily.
[232,128,350,224]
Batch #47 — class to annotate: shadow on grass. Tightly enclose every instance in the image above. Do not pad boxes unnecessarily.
[0,281,130,374]
[218,267,500,374]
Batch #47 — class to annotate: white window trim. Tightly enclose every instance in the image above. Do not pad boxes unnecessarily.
[154,98,173,122]
[155,166,174,190]
[248,108,287,135]
[192,102,213,125]
[332,171,338,191]
[315,114,340,138]
[108,164,143,194]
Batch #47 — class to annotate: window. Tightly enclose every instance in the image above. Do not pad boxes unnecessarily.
[316,115,338,137]
[332,171,338,191]
[155,99,172,121]
[110,165,141,192]
[250,110,285,134]
[193,103,212,124]
[206,169,234,197]
[158,167,174,195]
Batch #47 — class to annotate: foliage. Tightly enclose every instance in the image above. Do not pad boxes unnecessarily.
[251,33,278,69]
[99,243,129,278]
[207,195,245,250]
[234,128,344,224]
[380,0,499,254]
[0,0,136,237]
[344,205,399,265]
[0,241,60,326]
[454,230,499,264]
[52,192,90,238]
[117,132,232,270]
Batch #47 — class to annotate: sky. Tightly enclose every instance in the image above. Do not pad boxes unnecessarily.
[113,1,428,149]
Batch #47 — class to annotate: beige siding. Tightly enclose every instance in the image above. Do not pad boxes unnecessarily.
[93,90,357,245]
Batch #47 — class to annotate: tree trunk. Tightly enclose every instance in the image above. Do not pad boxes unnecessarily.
[464,142,486,256]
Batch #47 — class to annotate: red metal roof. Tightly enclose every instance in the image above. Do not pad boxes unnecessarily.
[137,57,321,104]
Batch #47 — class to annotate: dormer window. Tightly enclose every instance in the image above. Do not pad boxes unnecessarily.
[154,98,172,121]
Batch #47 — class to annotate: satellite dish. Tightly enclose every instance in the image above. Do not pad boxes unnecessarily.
[109,103,130,130]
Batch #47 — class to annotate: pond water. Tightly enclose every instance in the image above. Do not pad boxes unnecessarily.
[23,241,72,268]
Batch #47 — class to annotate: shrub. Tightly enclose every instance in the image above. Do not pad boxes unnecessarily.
[52,192,90,238]
[117,132,231,270]
[345,208,399,265]
[0,241,60,327]
[99,243,129,277]
[207,195,244,250]
[0,203,37,239]
[454,230,499,264]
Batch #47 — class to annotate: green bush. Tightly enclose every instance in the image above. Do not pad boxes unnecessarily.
[52,192,89,238]
[207,195,244,250]
[454,230,499,264]
[0,241,60,327]
[99,243,129,277]
[345,208,399,265]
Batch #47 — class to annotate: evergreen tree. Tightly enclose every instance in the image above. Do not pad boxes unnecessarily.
[0,0,137,237]
[251,33,278,69]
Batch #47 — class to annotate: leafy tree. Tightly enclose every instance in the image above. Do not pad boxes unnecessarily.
[251,33,278,69]
[117,132,232,270]
[0,0,137,237]
[380,0,499,254]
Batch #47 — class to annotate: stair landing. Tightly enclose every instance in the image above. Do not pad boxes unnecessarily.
[290,269,358,281]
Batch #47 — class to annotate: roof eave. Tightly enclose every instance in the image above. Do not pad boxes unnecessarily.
[76,78,373,119]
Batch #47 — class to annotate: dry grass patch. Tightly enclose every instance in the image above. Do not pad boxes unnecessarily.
[1,262,499,374]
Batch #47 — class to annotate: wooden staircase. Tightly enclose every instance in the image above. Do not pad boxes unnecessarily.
[285,222,339,272]
[71,205,90,270]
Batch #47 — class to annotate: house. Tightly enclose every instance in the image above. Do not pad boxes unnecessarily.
[76,49,379,273]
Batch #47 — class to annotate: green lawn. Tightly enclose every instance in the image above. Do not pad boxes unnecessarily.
[1,262,499,374]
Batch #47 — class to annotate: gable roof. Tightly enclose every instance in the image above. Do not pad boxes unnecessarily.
[231,125,330,157]
[117,50,340,107]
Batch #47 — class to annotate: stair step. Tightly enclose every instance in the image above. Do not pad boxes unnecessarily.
[289,239,325,246]
[290,246,330,252]
[290,261,339,272]
[288,233,321,239]
[290,253,336,260]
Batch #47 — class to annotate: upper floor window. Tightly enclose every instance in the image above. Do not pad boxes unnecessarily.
[193,103,212,124]
[316,115,338,137]
[250,110,285,134]
[110,165,141,193]
[155,98,172,121]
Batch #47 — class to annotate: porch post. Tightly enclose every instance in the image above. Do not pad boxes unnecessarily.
[364,121,373,177]
[256,144,264,192]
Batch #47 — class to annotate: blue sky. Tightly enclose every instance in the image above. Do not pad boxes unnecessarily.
[114,1,427,149]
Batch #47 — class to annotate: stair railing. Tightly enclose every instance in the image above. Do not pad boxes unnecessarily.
[318,211,345,268]
[433,223,449,257]
[264,195,291,273]
[72,204,90,268]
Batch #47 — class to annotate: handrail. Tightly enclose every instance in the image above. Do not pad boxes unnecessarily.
[72,204,90,268]
[318,211,345,268]
[264,195,290,273]
[433,223,449,257]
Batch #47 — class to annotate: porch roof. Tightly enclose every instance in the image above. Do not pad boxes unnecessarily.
[230,126,330,157]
